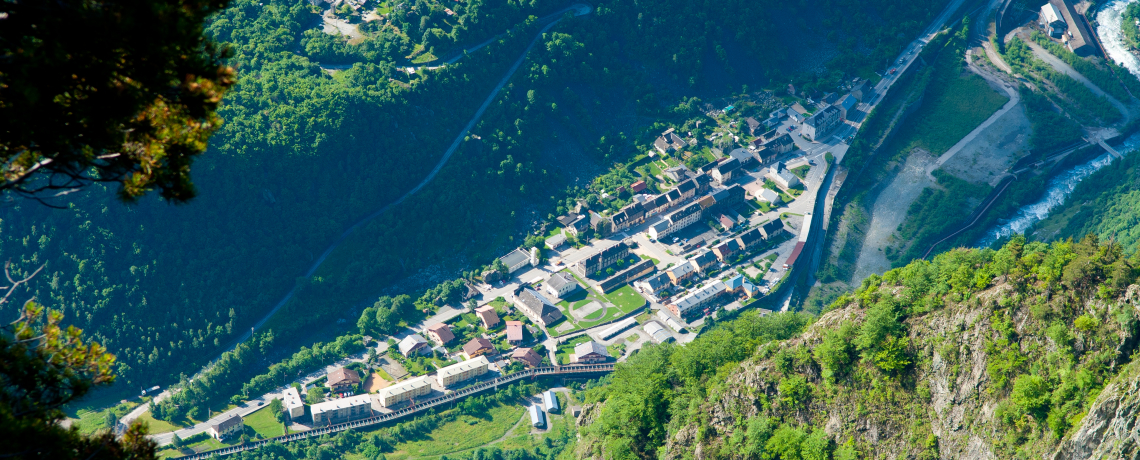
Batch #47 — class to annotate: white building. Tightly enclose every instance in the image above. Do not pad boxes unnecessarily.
[208,414,243,440]
[377,376,432,407]
[544,272,578,298]
[529,405,546,427]
[643,321,673,343]
[311,394,376,425]
[436,355,490,388]
[282,387,305,420]
[597,316,638,341]
[499,248,533,273]
[667,280,728,318]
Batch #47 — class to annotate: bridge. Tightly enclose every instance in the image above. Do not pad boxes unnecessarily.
[181,364,615,460]
[1098,138,1124,160]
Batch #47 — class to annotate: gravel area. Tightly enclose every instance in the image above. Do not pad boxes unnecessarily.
[851,150,936,283]
[939,102,1032,186]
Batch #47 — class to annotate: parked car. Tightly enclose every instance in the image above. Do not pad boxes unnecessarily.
[890,68,897,74]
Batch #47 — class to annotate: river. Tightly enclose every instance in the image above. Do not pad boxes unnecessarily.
[1097,0,1140,74]
[977,134,1138,247]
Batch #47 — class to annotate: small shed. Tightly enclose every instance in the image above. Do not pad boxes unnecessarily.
[543,390,560,414]
[529,405,546,428]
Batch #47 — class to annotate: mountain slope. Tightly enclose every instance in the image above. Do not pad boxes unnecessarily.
[576,236,1140,459]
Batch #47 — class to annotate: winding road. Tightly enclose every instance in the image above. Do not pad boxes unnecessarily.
[120,3,592,430]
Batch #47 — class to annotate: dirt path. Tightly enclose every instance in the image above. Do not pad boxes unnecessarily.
[851,151,937,283]
[928,49,1019,177]
[1022,37,1131,121]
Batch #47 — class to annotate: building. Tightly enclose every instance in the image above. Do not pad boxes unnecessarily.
[666,261,697,284]
[529,405,546,428]
[462,337,496,360]
[718,214,736,230]
[436,355,491,388]
[572,341,610,363]
[1053,0,1095,56]
[597,258,654,293]
[656,310,686,333]
[610,202,646,231]
[756,188,781,205]
[399,334,430,357]
[728,148,757,168]
[565,214,589,235]
[710,158,741,184]
[801,106,841,142]
[712,239,740,262]
[311,394,374,425]
[784,213,813,269]
[746,117,761,135]
[820,92,839,105]
[598,317,638,341]
[499,248,533,274]
[511,347,542,367]
[377,376,432,407]
[515,288,565,326]
[282,387,305,420]
[631,180,648,192]
[762,133,795,156]
[647,220,671,241]
[759,219,786,240]
[670,132,687,150]
[426,323,455,345]
[850,79,872,102]
[667,280,729,318]
[475,305,501,329]
[570,243,630,278]
[209,414,243,440]
[767,164,801,190]
[690,250,719,274]
[787,103,808,123]
[635,272,673,295]
[327,368,361,393]
[724,274,759,299]
[544,390,561,413]
[736,227,765,252]
[1041,2,1066,38]
[664,166,690,181]
[545,232,567,249]
[656,202,703,240]
[643,321,673,343]
[836,94,858,121]
[505,320,525,345]
[707,185,745,212]
[654,136,673,154]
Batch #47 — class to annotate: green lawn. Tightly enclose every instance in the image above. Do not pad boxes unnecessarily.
[637,254,661,266]
[137,411,181,434]
[496,394,573,451]
[381,404,526,460]
[603,285,647,312]
[244,407,285,439]
[556,335,594,364]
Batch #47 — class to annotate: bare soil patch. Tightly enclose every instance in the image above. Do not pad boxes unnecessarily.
[364,372,392,393]
[851,150,936,283]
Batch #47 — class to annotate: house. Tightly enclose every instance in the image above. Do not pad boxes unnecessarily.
[690,250,719,274]
[377,376,432,407]
[545,272,579,298]
[556,213,579,227]
[589,211,611,237]
[759,219,787,240]
[712,239,741,262]
[282,387,305,420]
[709,185,746,211]
[571,242,629,278]
[850,80,871,102]
[762,133,795,156]
[544,390,561,413]
[610,202,646,231]
[474,305,501,329]
[718,214,736,230]
[667,279,729,318]
[635,272,673,295]
[724,274,758,299]
[676,178,698,201]
[787,103,808,123]
[654,136,672,154]
[462,337,496,360]
[1055,0,1096,57]
[836,94,858,121]
[820,92,838,105]
[631,180,648,192]
[511,347,543,367]
[426,323,456,345]
[664,166,690,181]
[565,214,590,235]
[648,220,671,241]
[756,188,781,205]
[736,227,765,251]
[515,288,564,326]
[572,341,610,363]
[1041,2,1067,38]
[505,320,525,345]
[399,334,430,357]
[666,261,697,284]
[209,414,243,440]
[767,164,801,190]
[746,117,761,135]
[436,355,491,388]
[311,395,375,425]
[710,158,741,184]
[545,232,567,249]
[327,367,361,393]
[499,248,533,273]
[802,106,841,142]
[529,405,546,428]
[729,148,757,168]
[670,132,687,150]
[770,107,787,119]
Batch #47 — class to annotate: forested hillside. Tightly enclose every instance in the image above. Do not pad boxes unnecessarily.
[1035,152,1140,254]
[2,0,949,393]
[576,237,1140,459]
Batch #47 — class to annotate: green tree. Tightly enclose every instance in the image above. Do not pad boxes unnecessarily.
[104,411,119,429]
[1011,374,1050,420]
[0,0,235,201]
[358,307,380,336]
[269,398,284,423]
[171,433,182,450]
[307,387,325,405]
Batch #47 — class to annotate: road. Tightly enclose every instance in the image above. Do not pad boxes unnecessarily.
[1021,34,1131,121]
[122,4,593,433]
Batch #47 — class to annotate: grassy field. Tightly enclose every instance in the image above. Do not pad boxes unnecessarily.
[244,407,285,439]
[137,411,181,434]
[496,394,573,451]
[554,271,646,335]
[380,404,526,460]
[891,72,1007,156]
